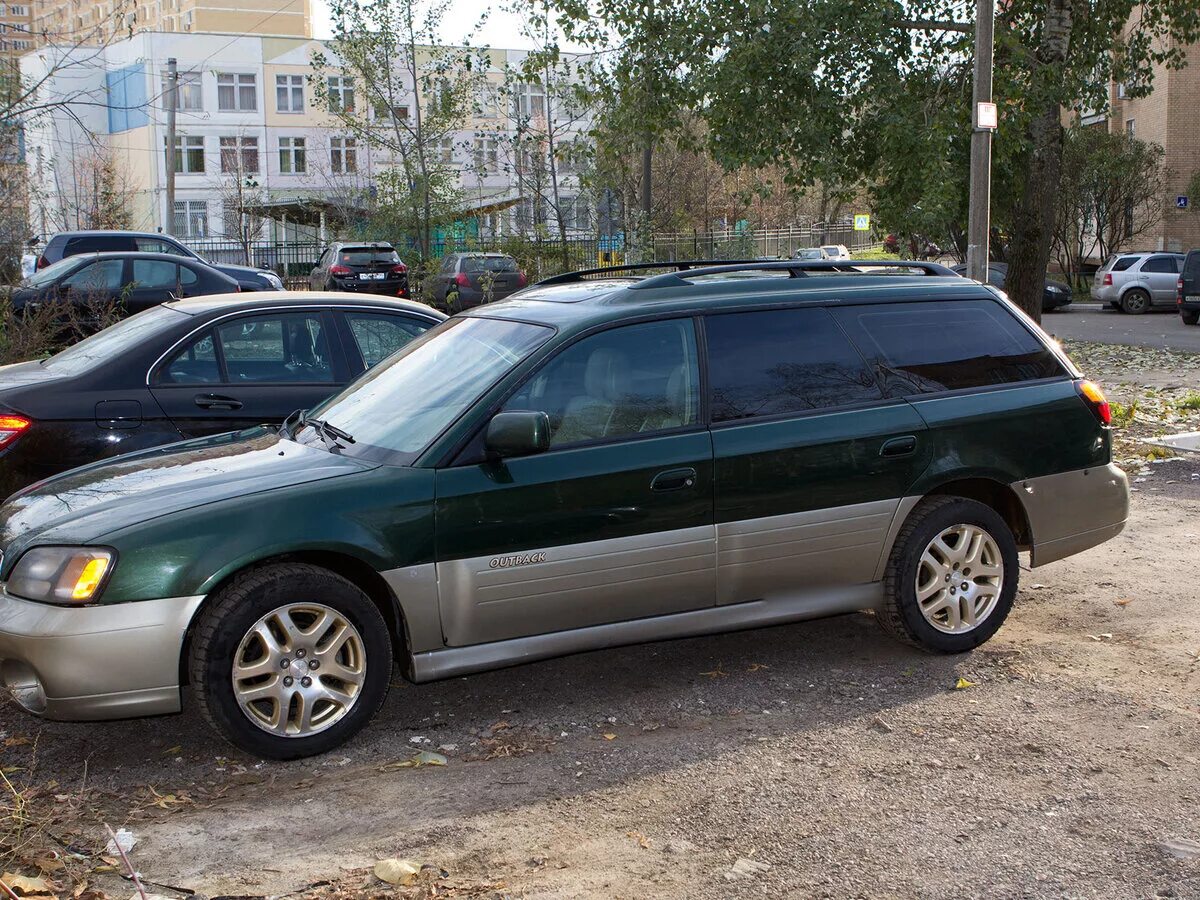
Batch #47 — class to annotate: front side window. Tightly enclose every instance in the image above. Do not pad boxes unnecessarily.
[833,299,1066,394]
[276,73,304,112]
[132,258,178,290]
[502,319,700,447]
[134,237,189,256]
[217,73,256,111]
[279,136,306,174]
[345,313,430,368]
[706,308,882,423]
[62,259,126,294]
[309,317,551,462]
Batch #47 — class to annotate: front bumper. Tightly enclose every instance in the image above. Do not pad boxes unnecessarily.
[1014,462,1130,567]
[0,589,203,720]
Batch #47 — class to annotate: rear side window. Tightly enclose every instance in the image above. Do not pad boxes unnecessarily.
[1142,255,1180,274]
[1111,256,1139,272]
[833,299,1066,395]
[64,235,135,255]
[705,308,883,423]
[132,259,178,290]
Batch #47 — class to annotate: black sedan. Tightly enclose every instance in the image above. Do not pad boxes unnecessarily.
[11,252,239,317]
[0,292,444,498]
[951,262,1074,311]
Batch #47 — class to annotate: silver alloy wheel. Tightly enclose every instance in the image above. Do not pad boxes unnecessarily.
[1123,291,1148,313]
[232,603,367,737]
[915,524,1004,634]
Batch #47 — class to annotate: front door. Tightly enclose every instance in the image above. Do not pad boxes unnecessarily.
[150,309,346,437]
[434,317,715,646]
[703,306,931,606]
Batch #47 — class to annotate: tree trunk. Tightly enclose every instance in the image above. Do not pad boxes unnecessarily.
[1005,0,1072,325]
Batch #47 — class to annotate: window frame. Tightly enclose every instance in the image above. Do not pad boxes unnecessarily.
[275,73,305,113]
[216,72,257,111]
[278,136,307,174]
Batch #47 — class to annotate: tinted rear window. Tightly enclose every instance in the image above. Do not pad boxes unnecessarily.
[1111,256,1139,272]
[64,235,135,255]
[339,247,400,265]
[464,256,518,273]
[705,308,883,422]
[832,299,1066,394]
[43,306,188,375]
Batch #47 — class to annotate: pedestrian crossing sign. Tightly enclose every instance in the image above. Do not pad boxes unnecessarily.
[854,214,871,231]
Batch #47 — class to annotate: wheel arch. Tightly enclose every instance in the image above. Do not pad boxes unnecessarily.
[179,550,413,688]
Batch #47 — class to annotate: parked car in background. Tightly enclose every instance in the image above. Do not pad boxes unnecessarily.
[0,292,443,498]
[950,262,1073,312]
[10,252,239,319]
[1090,251,1184,314]
[1179,249,1199,325]
[821,244,851,260]
[430,252,528,311]
[794,247,829,260]
[36,231,285,292]
[0,260,1127,758]
[309,242,410,298]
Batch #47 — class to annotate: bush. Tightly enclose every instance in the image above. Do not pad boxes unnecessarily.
[0,295,124,366]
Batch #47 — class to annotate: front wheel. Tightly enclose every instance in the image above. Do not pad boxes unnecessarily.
[877,496,1018,653]
[1182,309,1200,326]
[190,564,392,759]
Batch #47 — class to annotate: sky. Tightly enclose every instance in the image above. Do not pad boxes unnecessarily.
[310,0,590,51]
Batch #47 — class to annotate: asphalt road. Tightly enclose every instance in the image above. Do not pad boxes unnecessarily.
[1043,302,1200,353]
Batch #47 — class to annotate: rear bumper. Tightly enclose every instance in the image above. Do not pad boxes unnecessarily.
[332,278,408,295]
[1014,463,1130,567]
[0,590,203,720]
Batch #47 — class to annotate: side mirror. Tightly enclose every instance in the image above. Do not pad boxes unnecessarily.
[485,410,550,458]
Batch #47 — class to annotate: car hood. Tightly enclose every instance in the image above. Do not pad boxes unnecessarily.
[0,428,378,559]
[212,262,273,278]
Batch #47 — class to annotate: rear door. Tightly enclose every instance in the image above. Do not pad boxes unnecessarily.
[1141,255,1182,305]
[150,308,348,436]
[336,309,438,375]
[127,258,179,312]
[705,306,930,606]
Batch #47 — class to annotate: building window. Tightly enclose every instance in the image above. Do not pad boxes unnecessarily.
[1116,82,1128,99]
[437,137,453,164]
[217,73,256,111]
[166,135,205,173]
[473,136,497,174]
[373,102,409,123]
[163,70,202,111]
[9,5,29,16]
[276,74,304,113]
[561,196,591,231]
[514,82,546,119]
[1125,118,1135,136]
[327,76,355,112]
[220,136,259,174]
[279,136,306,174]
[173,200,208,238]
[222,201,259,240]
[330,136,357,174]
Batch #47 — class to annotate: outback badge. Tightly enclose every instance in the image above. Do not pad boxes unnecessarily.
[488,552,547,569]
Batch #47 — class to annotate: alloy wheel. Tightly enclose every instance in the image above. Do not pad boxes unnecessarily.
[914,524,1004,634]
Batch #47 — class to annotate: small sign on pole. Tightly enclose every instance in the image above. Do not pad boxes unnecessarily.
[1177,196,1189,210]
[853,214,871,231]
[976,101,998,130]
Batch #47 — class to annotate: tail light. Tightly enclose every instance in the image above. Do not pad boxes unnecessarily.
[330,264,351,276]
[1102,272,1113,286]
[454,272,470,287]
[1076,380,1112,426]
[517,270,528,287]
[36,256,48,270]
[1178,279,1184,305]
[390,264,407,275]
[0,415,31,451]
[398,288,409,298]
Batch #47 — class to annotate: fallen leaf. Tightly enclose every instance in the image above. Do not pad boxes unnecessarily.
[746,663,770,672]
[954,678,977,690]
[1113,598,1132,607]
[374,858,420,886]
[3,737,30,748]
[489,720,511,731]
[1,766,24,775]
[1,873,51,895]
[626,830,651,849]
[602,733,616,741]
[161,745,182,755]
[379,750,448,771]
[700,667,729,678]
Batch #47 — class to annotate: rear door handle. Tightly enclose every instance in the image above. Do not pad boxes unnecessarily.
[880,435,918,458]
[651,467,698,492]
[194,394,243,411]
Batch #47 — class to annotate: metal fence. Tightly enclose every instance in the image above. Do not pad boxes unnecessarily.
[185,239,323,288]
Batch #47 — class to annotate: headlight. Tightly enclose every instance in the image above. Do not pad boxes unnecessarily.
[266,273,284,290]
[7,547,115,604]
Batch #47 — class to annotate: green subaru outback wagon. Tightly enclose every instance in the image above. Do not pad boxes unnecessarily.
[0,261,1129,758]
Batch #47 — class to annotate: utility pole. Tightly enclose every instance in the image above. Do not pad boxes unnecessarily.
[640,143,652,224]
[164,57,178,235]
[966,0,994,283]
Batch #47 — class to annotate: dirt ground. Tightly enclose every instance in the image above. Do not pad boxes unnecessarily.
[1,354,1199,900]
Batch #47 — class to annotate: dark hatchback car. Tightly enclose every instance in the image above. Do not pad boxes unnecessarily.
[431,252,527,311]
[36,231,285,292]
[1180,249,1199,325]
[309,243,410,297]
[11,252,239,316]
[951,262,1073,311]
[0,292,443,498]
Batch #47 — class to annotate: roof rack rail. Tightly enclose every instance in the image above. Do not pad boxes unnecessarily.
[534,259,773,287]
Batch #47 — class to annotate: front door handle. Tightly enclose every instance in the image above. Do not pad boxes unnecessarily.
[194,393,243,411]
[651,467,698,492]
[880,435,918,458]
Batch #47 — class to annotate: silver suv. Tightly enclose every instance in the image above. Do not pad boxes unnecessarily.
[1091,251,1184,314]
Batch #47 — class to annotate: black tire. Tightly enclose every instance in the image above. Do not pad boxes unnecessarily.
[1182,309,1200,326]
[189,563,393,759]
[877,496,1019,654]
[1120,289,1151,315]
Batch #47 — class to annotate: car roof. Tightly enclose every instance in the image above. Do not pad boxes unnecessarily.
[53,251,209,264]
[332,241,395,248]
[51,230,177,240]
[462,260,992,331]
[163,290,445,319]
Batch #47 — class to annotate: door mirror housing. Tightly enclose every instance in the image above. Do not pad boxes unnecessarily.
[485,411,550,458]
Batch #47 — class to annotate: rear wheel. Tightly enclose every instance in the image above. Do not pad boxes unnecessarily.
[1120,289,1151,315]
[877,497,1018,653]
[1182,309,1199,326]
[190,564,392,759]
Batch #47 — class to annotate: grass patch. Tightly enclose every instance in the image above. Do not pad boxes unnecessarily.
[1174,392,1200,411]
[1109,400,1138,428]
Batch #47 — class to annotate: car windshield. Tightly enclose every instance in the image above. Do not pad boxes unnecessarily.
[21,256,84,288]
[339,247,400,266]
[822,246,840,255]
[306,316,552,463]
[464,256,517,273]
[797,249,824,260]
[42,305,190,375]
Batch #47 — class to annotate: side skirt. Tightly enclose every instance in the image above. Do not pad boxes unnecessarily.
[409,581,882,682]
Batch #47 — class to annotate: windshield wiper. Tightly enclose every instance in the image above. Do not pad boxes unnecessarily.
[281,408,304,439]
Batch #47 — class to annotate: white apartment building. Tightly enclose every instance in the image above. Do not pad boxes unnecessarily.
[21,31,593,247]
